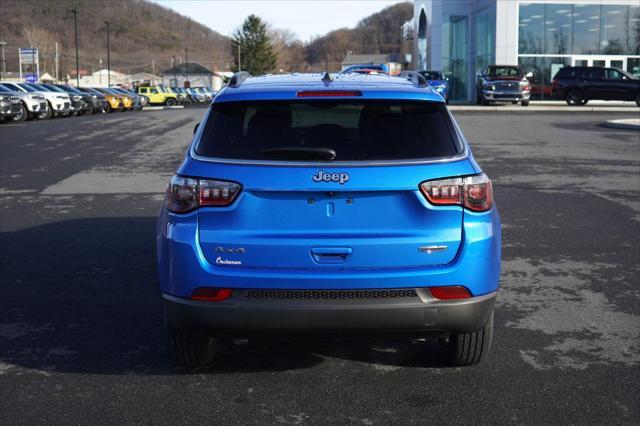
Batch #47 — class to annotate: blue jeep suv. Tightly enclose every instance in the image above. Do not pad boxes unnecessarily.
[157,72,501,367]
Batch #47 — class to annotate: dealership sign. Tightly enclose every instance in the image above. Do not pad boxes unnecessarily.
[19,47,40,82]
[19,48,38,64]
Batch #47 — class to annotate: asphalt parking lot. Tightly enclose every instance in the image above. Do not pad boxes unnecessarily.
[1,108,638,424]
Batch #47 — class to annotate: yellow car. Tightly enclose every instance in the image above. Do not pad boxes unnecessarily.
[94,88,125,112]
[137,86,179,106]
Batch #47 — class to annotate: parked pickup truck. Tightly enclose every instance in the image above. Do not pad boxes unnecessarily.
[137,86,179,106]
[476,65,532,106]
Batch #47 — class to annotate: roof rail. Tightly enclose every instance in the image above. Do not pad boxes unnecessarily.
[399,71,428,88]
[408,72,428,88]
[228,71,251,87]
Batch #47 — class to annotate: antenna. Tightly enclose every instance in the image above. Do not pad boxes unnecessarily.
[321,72,333,83]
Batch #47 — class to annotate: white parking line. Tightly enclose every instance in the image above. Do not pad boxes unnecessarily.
[41,172,171,194]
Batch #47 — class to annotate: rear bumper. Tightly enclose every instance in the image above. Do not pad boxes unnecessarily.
[157,206,501,297]
[163,290,496,333]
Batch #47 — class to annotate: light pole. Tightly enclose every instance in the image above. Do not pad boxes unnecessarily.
[172,56,176,85]
[71,8,80,86]
[184,47,188,86]
[0,40,6,80]
[104,21,110,87]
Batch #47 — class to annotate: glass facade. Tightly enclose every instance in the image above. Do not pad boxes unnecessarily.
[476,7,495,73]
[519,3,640,55]
[442,15,468,101]
[518,3,640,99]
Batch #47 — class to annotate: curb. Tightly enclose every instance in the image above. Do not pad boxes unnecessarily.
[603,119,640,130]
[141,105,185,111]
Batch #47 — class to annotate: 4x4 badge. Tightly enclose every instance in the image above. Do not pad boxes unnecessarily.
[312,170,349,185]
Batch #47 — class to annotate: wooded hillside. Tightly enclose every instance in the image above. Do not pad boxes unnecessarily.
[1,0,412,76]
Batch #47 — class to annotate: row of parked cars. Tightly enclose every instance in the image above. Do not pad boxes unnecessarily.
[136,86,216,106]
[343,63,640,107]
[0,81,150,122]
[0,82,218,123]
[475,64,639,107]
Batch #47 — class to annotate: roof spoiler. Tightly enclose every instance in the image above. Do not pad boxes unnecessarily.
[228,71,251,88]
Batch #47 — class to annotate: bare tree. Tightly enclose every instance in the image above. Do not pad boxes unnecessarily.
[270,28,307,72]
[22,25,58,74]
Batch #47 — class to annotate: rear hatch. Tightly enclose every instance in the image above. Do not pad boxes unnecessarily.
[191,98,473,271]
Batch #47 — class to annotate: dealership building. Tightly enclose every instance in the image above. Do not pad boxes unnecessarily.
[406,0,640,101]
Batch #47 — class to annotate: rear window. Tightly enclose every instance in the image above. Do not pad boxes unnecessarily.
[554,67,577,79]
[195,100,462,162]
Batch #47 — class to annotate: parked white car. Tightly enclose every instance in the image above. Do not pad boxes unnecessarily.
[1,82,70,118]
[0,83,47,120]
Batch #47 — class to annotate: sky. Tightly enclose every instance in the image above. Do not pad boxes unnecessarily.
[151,0,408,41]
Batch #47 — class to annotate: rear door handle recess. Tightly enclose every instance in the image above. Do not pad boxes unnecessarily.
[311,247,352,264]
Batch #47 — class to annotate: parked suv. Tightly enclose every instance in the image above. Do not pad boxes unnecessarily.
[419,70,449,104]
[158,72,501,368]
[137,85,179,105]
[1,82,70,118]
[0,87,22,122]
[476,65,531,106]
[552,66,640,106]
[0,83,47,121]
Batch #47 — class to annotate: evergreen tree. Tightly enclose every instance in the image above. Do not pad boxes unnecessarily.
[231,15,276,75]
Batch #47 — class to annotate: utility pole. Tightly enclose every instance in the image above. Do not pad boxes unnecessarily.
[0,40,7,80]
[31,47,36,82]
[104,21,110,87]
[71,8,80,86]
[55,41,59,82]
[172,56,176,84]
[237,42,241,72]
[152,58,155,76]
[184,47,188,86]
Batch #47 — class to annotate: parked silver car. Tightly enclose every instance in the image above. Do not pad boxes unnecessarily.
[0,83,48,121]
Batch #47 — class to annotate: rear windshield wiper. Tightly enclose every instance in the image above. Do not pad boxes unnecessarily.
[261,146,336,161]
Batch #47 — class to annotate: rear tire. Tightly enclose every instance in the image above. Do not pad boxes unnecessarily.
[165,314,217,368]
[521,100,529,106]
[566,90,585,106]
[444,310,493,366]
[166,98,177,106]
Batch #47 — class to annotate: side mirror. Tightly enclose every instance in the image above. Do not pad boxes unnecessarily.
[525,71,533,78]
[193,123,200,135]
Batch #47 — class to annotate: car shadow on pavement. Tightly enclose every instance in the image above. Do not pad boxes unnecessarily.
[0,217,448,376]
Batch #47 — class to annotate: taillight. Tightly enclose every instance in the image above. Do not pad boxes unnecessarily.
[429,286,472,300]
[199,179,242,207]
[420,173,493,212]
[191,287,233,301]
[165,175,241,213]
